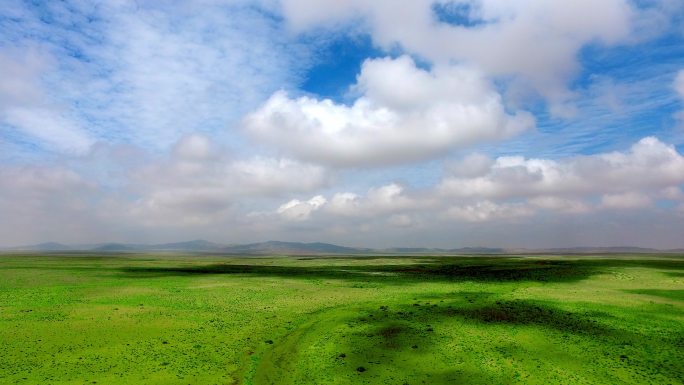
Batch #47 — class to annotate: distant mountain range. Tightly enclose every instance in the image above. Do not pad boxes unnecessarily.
[2,240,683,255]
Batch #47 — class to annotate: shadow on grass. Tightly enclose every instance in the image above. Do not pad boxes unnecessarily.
[625,289,684,301]
[450,299,612,335]
[318,296,684,384]
[353,296,613,340]
[119,256,684,285]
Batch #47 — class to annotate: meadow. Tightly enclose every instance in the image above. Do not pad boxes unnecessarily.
[0,253,682,384]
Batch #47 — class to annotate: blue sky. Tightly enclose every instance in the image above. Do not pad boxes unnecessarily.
[2,0,684,248]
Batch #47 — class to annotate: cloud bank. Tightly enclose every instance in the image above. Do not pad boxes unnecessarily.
[272,137,684,231]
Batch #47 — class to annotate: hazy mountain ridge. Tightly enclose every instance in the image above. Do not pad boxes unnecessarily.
[219,241,366,255]
[11,242,74,251]
[3,241,683,255]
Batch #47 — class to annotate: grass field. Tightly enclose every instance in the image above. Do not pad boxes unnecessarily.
[0,253,683,384]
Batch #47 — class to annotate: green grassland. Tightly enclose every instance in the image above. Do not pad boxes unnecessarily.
[0,253,683,384]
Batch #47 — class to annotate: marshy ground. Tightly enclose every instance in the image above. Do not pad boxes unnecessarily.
[0,254,682,384]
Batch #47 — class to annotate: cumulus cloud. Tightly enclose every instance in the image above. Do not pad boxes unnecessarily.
[0,134,331,240]
[444,201,534,222]
[445,153,494,178]
[438,137,684,199]
[265,183,432,232]
[325,183,421,217]
[2,136,684,248]
[270,137,684,228]
[124,135,329,226]
[279,0,646,114]
[245,55,534,166]
[277,195,327,221]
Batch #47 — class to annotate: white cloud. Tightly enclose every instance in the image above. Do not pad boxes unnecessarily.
[0,49,46,108]
[125,135,329,226]
[3,108,93,153]
[601,192,652,210]
[363,184,416,212]
[0,132,331,239]
[631,0,684,41]
[173,134,215,160]
[269,137,684,229]
[277,195,327,221]
[279,0,643,114]
[2,1,683,249]
[1,1,306,153]
[444,201,534,222]
[90,1,300,148]
[528,196,591,214]
[2,136,684,248]
[659,186,684,201]
[230,158,329,196]
[445,153,494,178]
[326,183,422,217]
[438,137,684,199]
[675,70,684,99]
[0,166,100,244]
[387,214,414,227]
[325,193,361,216]
[245,55,533,166]
[675,69,684,121]
[0,49,93,153]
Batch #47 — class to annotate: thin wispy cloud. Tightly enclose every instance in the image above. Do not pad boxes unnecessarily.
[1,1,308,156]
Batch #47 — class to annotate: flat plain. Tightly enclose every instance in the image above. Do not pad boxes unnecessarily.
[0,253,682,384]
